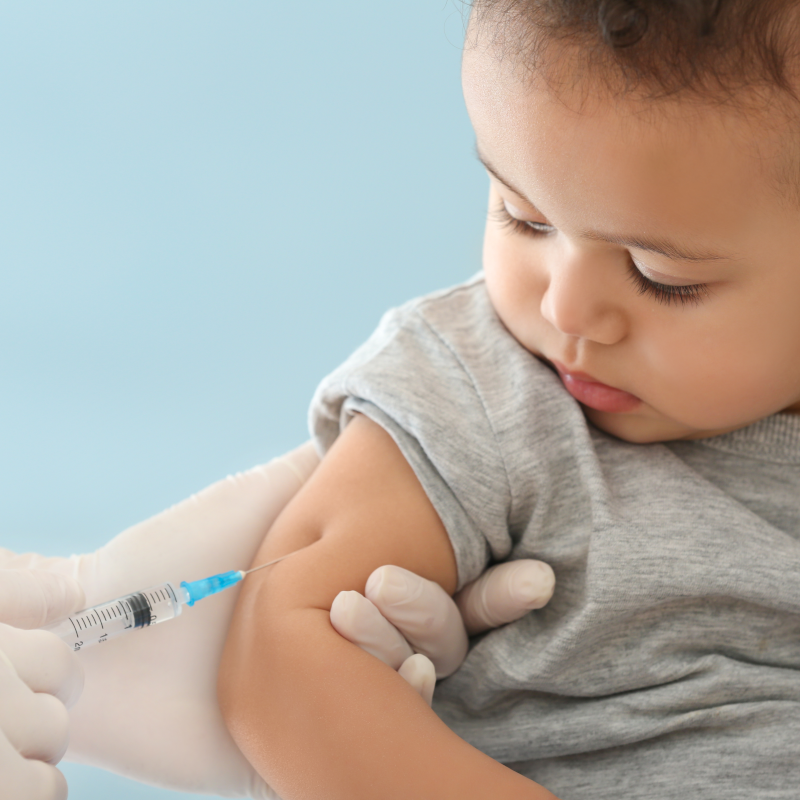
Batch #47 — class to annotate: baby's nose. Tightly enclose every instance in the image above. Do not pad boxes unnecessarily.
[539,252,627,345]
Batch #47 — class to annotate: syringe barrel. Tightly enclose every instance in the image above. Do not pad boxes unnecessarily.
[44,582,187,652]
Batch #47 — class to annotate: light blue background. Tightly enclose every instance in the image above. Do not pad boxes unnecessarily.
[0,1,484,798]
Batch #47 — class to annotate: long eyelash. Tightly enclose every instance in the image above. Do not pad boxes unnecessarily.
[490,202,550,237]
[627,264,710,307]
[492,199,710,307]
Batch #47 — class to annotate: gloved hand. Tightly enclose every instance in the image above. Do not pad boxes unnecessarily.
[0,445,322,799]
[0,441,555,798]
[0,569,86,800]
[330,560,555,705]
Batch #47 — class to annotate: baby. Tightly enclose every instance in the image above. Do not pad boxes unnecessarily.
[219,2,800,798]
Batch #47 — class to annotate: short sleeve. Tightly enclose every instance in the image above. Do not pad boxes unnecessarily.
[309,290,514,589]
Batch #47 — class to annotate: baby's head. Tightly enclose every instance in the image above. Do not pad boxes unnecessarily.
[462,0,800,443]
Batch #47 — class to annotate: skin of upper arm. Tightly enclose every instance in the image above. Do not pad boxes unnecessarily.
[231,412,459,616]
[218,414,556,800]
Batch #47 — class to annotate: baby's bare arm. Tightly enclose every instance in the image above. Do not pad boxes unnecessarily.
[218,414,558,800]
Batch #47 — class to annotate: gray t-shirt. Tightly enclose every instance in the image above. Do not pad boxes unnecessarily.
[310,276,800,799]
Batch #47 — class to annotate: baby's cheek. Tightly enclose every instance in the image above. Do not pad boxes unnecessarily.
[484,236,540,335]
[647,348,782,431]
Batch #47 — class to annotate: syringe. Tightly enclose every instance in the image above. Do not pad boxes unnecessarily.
[43,553,295,652]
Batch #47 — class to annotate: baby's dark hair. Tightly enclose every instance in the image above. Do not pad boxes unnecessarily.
[471,0,800,105]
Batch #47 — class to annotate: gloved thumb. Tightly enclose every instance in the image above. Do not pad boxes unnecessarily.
[0,570,85,630]
[454,559,555,635]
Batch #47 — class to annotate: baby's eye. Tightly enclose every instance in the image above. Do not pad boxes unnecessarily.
[628,259,710,307]
[492,200,555,237]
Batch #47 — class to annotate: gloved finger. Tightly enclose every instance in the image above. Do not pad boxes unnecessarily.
[397,653,436,707]
[365,566,467,679]
[330,590,413,669]
[0,625,84,708]
[454,560,556,635]
[0,658,70,763]
[0,570,85,630]
[0,732,68,800]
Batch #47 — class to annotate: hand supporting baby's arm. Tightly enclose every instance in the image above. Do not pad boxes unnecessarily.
[219,416,559,800]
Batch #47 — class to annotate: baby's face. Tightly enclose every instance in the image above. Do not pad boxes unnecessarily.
[463,40,800,443]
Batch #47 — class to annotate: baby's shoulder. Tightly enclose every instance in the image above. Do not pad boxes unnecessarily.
[387,276,555,394]
[406,278,577,421]
[394,274,506,349]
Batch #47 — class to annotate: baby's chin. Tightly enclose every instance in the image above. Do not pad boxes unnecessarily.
[582,406,724,444]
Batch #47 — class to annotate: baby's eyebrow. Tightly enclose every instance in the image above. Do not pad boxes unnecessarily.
[475,147,735,264]
[579,229,731,263]
[581,230,734,261]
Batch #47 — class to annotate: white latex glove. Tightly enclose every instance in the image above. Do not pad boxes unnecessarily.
[0,570,86,800]
[0,443,321,799]
[330,560,556,704]
[1,441,556,798]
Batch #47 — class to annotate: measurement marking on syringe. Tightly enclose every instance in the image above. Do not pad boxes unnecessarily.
[49,569,294,651]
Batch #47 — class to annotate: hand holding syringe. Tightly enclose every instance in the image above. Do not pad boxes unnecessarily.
[11,444,553,799]
[44,553,297,651]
